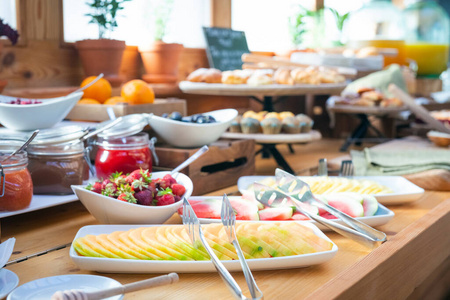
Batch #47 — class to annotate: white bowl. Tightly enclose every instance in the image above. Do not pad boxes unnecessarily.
[72,171,193,224]
[0,92,83,131]
[148,109,238,148]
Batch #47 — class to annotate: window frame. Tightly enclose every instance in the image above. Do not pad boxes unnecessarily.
[1,0,26,47]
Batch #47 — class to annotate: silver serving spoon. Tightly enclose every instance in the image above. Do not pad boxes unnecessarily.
[70,73,104,95]
[0,130,39,162]
[171,145,209,175]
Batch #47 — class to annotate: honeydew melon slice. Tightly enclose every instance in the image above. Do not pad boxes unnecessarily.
[96,234,138,259]
[362,195,379,216]
[202,224,240,255]
[249,224,295,257]
[277,222,333,251]
[260,223,317,255]
[160,226,209,261]
[258,207,293,221]
[107,231,157,260]
[83,235,122,259]
[126,228,180,260]
[140,227,193,261]
[236,223,286,257]
[218,226,270,258]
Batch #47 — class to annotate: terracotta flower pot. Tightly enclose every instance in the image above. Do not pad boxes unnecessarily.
[139,42,184,84]
[76,39,126,87]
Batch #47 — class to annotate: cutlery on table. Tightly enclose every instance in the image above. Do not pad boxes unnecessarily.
[51,273,179,300]
[182,198,263,300]
[252,168,386,248]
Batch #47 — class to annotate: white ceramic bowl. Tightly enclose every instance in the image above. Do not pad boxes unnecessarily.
[71,171,193,224]
[0,92,83,131]
[148,109,238,148]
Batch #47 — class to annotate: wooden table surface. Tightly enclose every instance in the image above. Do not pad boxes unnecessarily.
[1,139,449,300]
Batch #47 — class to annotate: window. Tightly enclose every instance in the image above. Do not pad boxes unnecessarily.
[63,0,210,48]
[231,0,364,52]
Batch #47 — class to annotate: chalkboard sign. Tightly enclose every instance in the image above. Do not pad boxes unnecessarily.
[203,27,250,71]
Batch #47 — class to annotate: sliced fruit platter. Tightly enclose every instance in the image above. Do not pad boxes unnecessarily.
[70,223,337,273]
[180,196,394,230]
[237,175,425,205]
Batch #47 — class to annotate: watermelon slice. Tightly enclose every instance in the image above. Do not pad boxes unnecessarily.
[362,195,379,216]
[229,198,259,220]
[177,199,222,219]
[322,194,364,218]
[291,212,310,221]
[258,207,293,221]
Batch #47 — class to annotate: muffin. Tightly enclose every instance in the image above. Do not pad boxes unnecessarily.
[240,117,261,134]
[229,115,242,133]
[295,114,314,133]
[282,116,301,134]
[260,117,282,134]
[279,111,295,120]
[264,112,281,120]
[243,110,264,122]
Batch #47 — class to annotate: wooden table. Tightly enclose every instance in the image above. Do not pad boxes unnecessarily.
[1,139,449,300]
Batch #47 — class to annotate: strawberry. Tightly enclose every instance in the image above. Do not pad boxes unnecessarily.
[171,184,186,197]
[110,172,127,187]
[155,194,175,206]
[163,174,177,185]
[131,178,149,192]
[126,169,152,185]
[117,192,137,203]
[174,195,181,202]
[86,181,102,194]
[102,182,118,197]
[101,178,113,190]
[134,189,153,206]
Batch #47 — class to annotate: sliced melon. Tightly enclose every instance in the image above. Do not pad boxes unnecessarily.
[237,223,284,257]
[362,195,379,216]
[241,191,265,210]
[96,234,138,259]
[219,226,270,258]
[73,238,105,258]
[141,227,193,261]
[107,231,156,260]
[178,199,222,219]
[83,235,122,259]
[278,222,333,251]
[322,194,364,217]
[126,228,179,260]
[229,198,259,221]
[258,207,293,221]
[163,226,210,261]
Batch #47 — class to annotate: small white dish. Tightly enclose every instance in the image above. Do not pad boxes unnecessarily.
[147,109,238,148]
[0,92,83,131]
[70,223,337,273]
[0,269,19,299]
[237,175,425,205]
[72,171,193,224]
[7,274,122,300]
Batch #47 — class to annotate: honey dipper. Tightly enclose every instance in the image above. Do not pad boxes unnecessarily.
[51,273,179,300]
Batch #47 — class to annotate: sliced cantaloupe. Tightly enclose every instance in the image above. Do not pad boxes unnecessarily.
[219,226,271,259]
[107,231,157,260]
[277,222,333,251]
[83,235,122,259]
[236,223,282,257]
[125,228,177,260]
[140,227,193,261]
[96,234,138,260]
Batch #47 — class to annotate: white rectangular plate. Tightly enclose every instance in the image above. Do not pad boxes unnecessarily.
[190,196,394,231]
[70,223,338,273]
[237,175,425,205]
[0,194,78,219]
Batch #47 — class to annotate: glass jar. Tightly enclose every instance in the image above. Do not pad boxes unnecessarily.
[95,132,152,180]
[343,0,406,66]
[403,0,450,77]
[27,141,90,195]
[0,145,33,211]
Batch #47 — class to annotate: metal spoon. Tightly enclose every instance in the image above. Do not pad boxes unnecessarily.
[70,73,104,95]
[171,145,209,175]
[0,130,39,162]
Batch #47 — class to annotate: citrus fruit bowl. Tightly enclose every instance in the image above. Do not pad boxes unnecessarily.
[0,92,83,131]
[148,109,238,148]
[71,171,194,225]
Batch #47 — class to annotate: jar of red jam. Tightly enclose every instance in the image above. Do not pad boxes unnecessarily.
[0,146,33,211]
[95,132,152,180]
[27,140,90,195]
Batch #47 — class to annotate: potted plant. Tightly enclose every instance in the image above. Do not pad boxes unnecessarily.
[0,18,19,92]
[75,0,131,86]
[138,0,183,84]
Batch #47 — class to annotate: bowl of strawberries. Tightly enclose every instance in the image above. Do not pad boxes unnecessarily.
[71,169,193,224]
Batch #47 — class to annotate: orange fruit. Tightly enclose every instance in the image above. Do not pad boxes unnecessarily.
[104,96,127,105]
[121,79,155,105]
[78,98,102,105]
[80,76,112,103]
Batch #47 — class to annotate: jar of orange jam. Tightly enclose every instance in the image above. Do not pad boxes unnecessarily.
[0,147,33,211]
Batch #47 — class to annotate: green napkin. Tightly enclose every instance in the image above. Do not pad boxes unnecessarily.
[343,64,407,98]
[351,148,450,176]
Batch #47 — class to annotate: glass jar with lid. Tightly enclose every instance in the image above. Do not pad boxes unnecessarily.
[343,0,406,66]
[94,114,157,180]
[403,0,450,77]
[0,142,33,211]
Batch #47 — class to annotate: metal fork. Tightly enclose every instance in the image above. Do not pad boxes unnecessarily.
[181,199,251,300]
[339,160,354,176]
[221,194,263,300]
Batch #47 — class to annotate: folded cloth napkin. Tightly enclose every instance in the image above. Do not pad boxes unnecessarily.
[351,148,450,176]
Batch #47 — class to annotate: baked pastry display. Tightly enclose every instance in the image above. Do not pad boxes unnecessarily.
[186,68,222,83]
[247,69,274,86]
[229,110,313,134]
[333,87,403,108]
[222,69,254,84]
